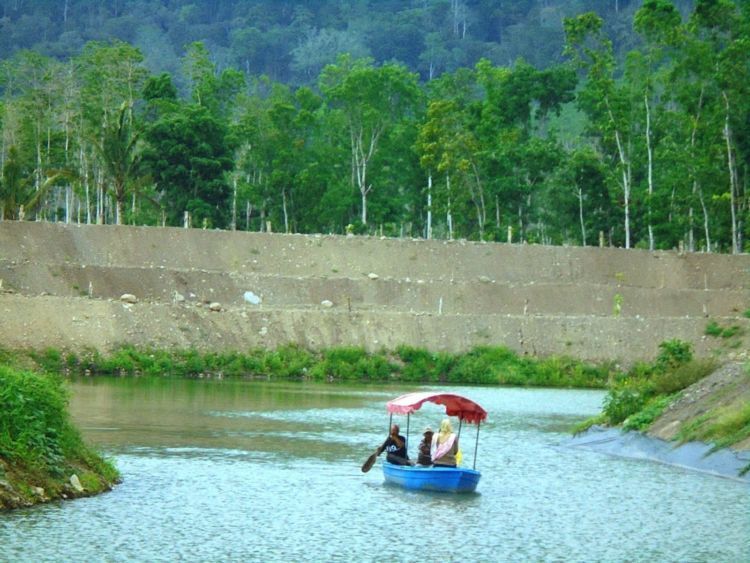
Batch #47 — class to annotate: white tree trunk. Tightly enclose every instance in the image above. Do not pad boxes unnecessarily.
[282,188,289,234]
[645,93,654,251]
[426,172,433,239]
[607,100,631,248]
[723,92,740,254]
[578,187,587,246]
[446,174,453,240]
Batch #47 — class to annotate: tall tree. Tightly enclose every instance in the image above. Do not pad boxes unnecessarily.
[320,56,421,225]
[565,12,636,248]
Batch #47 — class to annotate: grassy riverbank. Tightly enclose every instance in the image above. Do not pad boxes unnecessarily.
[21,343,614,388]
[0,364,119,510]
[574,340,750,456]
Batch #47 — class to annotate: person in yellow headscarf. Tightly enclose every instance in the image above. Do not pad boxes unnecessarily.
[430,418,459,467]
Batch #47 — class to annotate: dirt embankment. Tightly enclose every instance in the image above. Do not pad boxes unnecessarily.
[0,221,748,364]
[649,362,750,450]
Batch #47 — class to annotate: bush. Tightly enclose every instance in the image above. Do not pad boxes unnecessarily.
[29,348,65,373]
[449,346,524,385]
[655,340,693,371]
[602,380,654,425]
[651,358,717,394]
[261,344,314,379]
[395,346,454,382]
[0,366,76,471]
[622,395,674,431]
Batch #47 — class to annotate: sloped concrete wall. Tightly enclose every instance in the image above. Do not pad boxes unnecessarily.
[1,221,748,363]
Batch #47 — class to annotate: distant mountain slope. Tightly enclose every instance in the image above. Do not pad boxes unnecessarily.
[0,0,695,84]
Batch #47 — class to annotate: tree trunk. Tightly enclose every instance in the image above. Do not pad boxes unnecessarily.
[578,186,587,246]
[426,172,433,239]
[645,93,654,251]
[282,188,289,234]
[722,92,740,254]
[607,99,631,248]
[231,176,237,231]
[446,174,453,240]
[688,87,705,252]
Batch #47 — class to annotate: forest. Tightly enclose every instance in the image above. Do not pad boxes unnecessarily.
[0,0,748,253]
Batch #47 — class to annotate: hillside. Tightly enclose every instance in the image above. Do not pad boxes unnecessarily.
[1,221,748,364]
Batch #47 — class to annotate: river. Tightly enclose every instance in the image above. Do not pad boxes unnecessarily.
[1,377,748,562]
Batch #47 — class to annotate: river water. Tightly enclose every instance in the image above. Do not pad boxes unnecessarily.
[1,378,748,562]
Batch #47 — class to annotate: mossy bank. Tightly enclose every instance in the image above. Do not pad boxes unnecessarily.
[0,365,119,510]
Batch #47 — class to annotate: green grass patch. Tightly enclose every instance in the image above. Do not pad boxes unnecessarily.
[571,413,607,435]
[3,344,613,388]
[622,395,675,432]
[678,403,750,451]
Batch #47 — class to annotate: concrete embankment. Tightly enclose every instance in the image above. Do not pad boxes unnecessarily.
[0,221,748,363]
[565,426,750,482]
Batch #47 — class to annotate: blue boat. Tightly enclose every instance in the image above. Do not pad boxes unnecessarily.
[362,391,488,494]
[382,462,482,493]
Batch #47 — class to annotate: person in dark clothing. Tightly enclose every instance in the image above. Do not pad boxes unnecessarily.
[376,424,411,465]
[417,426,434,466]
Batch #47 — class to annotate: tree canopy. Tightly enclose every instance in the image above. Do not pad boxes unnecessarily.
[0,0,748,254]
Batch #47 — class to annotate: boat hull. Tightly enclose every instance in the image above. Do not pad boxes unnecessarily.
[382,463,481,493]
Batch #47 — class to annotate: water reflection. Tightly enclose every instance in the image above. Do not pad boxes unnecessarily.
[0,378,747,562]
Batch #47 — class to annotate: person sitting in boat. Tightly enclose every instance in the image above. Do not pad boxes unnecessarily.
[431,418,459,467]
[417,427,434,466]
[376,424,411,465]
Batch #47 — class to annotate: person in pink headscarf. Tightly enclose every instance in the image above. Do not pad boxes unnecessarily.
[431,418,458,467]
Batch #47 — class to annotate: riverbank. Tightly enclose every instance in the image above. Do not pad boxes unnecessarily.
[567,358,750,480]
[0,365,119,510]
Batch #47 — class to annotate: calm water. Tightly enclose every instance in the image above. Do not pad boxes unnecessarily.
[1,378,748,562]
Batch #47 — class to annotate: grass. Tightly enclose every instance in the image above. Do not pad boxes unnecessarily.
[677,402,750,451]
[17,343,614,388]
[0,364,119,508]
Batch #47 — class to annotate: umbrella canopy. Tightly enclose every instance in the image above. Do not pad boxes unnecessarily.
[386,392,488,425]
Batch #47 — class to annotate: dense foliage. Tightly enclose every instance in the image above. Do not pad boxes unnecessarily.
[585,340,718,430]
[0,1,686,83]
[27,344,614,388]
[0,365,118,482]
[0,0,748,252]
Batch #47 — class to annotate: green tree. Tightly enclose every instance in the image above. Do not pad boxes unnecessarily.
[142,103,234,228]
[90,102,145,225]
[565,12,636,248]
[320,55,421,225]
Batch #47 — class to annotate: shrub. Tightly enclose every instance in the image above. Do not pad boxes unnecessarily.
[29,348,65,373]
[655,339,693,371]
[309,347,389,381]
[262,344,314,379]
[622,395,674,431]
[449,346,523,385]
[705,321,723,337]
[395,346,454,382]
[602,380,654,425]
[0,366,76,471]
[651,358,717,394]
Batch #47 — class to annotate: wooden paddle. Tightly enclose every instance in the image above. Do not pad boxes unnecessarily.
[361,450,379,473]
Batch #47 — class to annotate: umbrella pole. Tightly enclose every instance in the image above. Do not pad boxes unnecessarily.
[406,414,410,451]
[473,421,481,470]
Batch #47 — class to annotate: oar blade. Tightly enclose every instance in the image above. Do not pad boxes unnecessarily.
[361,452,378,473]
